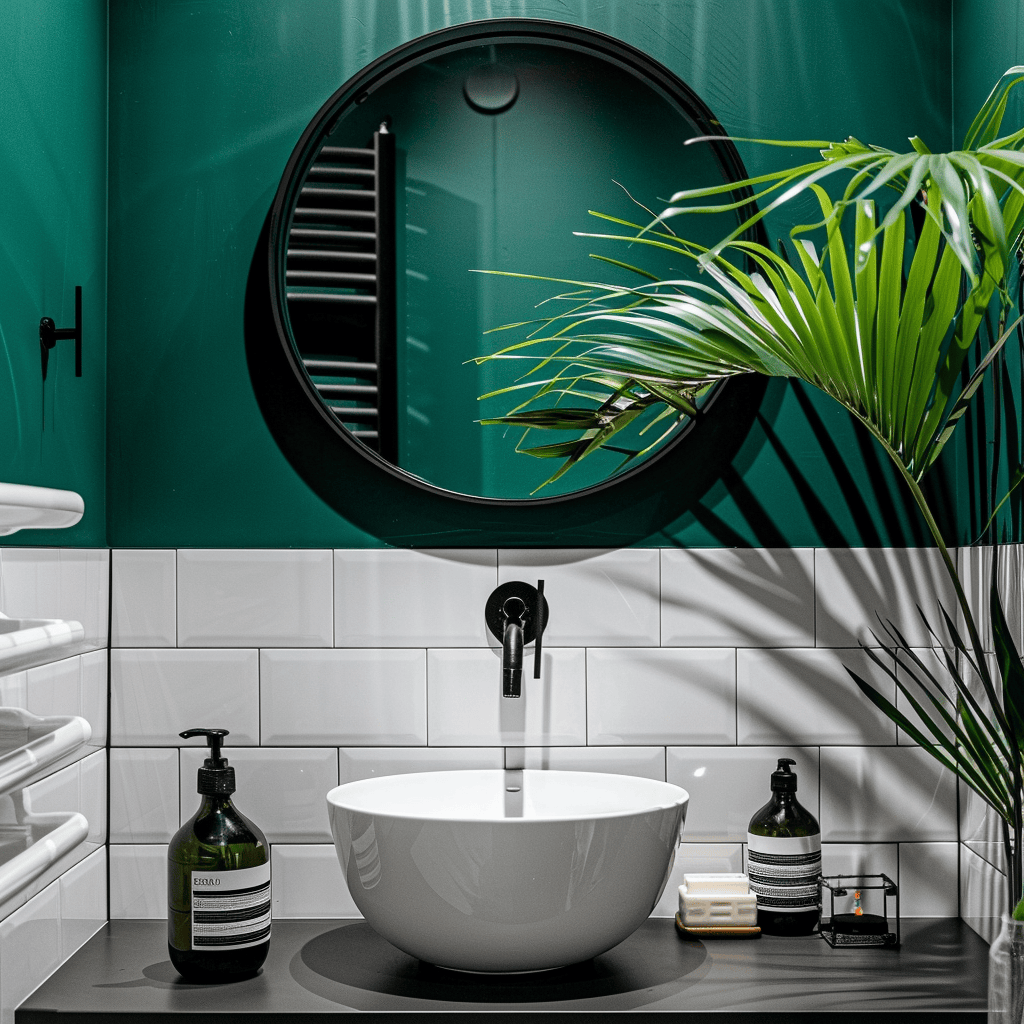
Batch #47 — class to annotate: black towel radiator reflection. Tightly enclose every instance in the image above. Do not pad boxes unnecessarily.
[285,122,397,462]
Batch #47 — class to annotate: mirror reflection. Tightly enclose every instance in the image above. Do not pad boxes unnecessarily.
[280,34,746,500]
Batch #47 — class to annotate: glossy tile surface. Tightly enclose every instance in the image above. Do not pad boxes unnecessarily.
[819,746,957,841]
[260,649,426,745]
[587,648,735,745]
[112,549,176,647]
[814,548,955,648]
[109,845,167,919]
[900,842,958,918]
[662,548,814,647]
[0,548,109,648]
[111,648,259,745]
[498,549,659,646]
[959,544,1024,653]
[427,648,586,745]
[961,845,1007,944]
[338,747,503,785]
[271,844,358,918]
[519,745,665,780]
[334,549,496,647]
[110,749,180,843]
[736,647,896,745]
[80,650,107,748]
[666,746,820,842]
[177,549,333,647]
[58,848,106,961]
[179,746,338,842]
[651,843,743,918]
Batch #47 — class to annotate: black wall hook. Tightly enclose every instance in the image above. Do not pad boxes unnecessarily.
[39,285,82,380]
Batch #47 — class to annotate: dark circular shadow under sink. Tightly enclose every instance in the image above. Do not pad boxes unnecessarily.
[289,920,710,1010]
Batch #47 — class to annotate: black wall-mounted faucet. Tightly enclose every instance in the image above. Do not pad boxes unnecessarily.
[485,581,548,698]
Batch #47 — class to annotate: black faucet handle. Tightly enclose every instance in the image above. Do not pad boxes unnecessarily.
[533,579,545,679]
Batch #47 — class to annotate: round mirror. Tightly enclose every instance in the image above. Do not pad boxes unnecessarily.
[254,20,760,511]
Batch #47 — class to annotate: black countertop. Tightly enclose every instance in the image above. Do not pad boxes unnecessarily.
[17,918,988,1022]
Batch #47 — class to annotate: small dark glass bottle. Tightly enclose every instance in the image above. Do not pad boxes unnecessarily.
[168,728,271,980]
[746,757,821,936]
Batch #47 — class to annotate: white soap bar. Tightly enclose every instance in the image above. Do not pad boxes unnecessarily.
[678,888,758,926]
[682,873,751,895]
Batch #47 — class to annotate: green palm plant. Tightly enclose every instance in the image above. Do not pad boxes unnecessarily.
[476,67,1024,910]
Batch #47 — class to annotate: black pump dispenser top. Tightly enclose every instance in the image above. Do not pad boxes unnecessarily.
[180,728,236,796]
[770,757,798,793]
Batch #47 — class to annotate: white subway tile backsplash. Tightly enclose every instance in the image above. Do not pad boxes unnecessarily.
[960,779,1003,871]
[736,648,896,745]
[110,749,180,843]
[651,843,744,917]
[819,746,957,842]
[820,842,898,917]
[900,842,958,918]
[0,882,60,1022]
[112,549,176,647]
[587,648,735,745]
[179,747,338,842]
[260,649,426,745]
[814,548,955,648]
[666,746,820,842]
[498,549,659,646]
[86,541,1007,939]
[109,845,167,919]
[0,548,109,648]
[338,747,503,784]
[111,648,259,745]
[58,848,106,961]
[662,548,814,647]
[427,648,586,746]
[335,549,496,647]
[177,549,333,647]
[520,746,665,780]
[271,844,358,918]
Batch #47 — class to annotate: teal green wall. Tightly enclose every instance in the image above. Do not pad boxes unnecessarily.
[950,0,1024,544]
[0,0,107,546]
[105,0,954,547]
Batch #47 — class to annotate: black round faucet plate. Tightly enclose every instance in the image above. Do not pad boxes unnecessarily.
[485,582,549,646]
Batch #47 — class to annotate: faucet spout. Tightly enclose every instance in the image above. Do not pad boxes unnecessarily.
[501,597,526,698]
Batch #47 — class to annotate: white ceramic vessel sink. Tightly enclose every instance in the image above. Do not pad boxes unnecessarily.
[0,614,84,671]
[0,708,91,799]
[327,769,689,973]
[0,482,84,536]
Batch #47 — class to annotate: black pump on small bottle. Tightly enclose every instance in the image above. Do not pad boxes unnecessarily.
[167,728,271,980]
[746,757,822,936]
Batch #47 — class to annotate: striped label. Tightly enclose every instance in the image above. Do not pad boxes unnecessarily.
[746,833,821,913]
[191,863,271,951]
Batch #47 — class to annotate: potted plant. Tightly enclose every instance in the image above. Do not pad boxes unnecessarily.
[477,68,1024,918]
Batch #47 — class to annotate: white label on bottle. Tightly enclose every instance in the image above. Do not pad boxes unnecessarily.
[746,833,821,913]
[191,863,271,951]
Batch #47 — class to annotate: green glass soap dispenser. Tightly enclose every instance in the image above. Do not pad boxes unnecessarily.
[168,728,271,980]
[746,757,822,936]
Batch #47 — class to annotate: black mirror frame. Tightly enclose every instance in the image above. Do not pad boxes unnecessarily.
[246,17,770,545]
